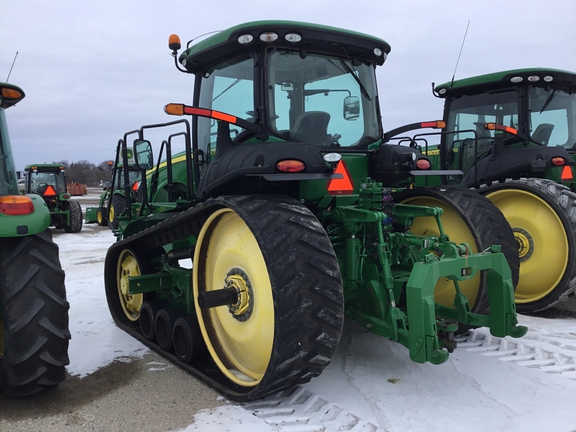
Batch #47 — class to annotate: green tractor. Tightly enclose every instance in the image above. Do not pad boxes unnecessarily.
[24,163,83,233]
[104,21,526,401]
[86,151,141,230]
[412,68,576,313]
[0,82,70,396]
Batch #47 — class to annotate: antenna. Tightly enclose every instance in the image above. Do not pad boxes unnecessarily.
[450,21,470,87]
[6,51,19,82]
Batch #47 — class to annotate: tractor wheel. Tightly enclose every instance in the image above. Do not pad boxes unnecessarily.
[481,178,576,313]
[96,206,108,226]
[64,200,83,233]
[394,186,519,316]
[111,249,145,323]
[0,229,70,397]
[193,195,344,399]
[108,195,127,230]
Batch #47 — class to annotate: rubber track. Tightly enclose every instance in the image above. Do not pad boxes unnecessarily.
[394,185,520,315]
[0,229,70,397]
[104,194,344,401]
[481,178,576,312]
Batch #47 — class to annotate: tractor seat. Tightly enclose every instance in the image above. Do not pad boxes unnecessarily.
[532,123,554,145]
[290,111,330,145]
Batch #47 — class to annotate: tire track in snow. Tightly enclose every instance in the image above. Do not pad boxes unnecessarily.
[457,327,576,378]
[244,386,385,432]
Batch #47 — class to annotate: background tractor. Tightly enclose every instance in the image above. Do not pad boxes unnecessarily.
[24,163,83,233]
[103,21,526,402]
[0,82,70,397]
[86,150,141,230]
[413,68,576,313]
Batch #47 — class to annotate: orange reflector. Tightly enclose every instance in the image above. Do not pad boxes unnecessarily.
[212,111,237,124]
[43,185,57,197]
[164,104,185,116]
[0,196,34,215]
[420,121,446,129]
[561,165,573,181]
[485,123,518,135]
[551,157,566,166]
[327,160,354,195]
[132,181,140,192]
[416,158,431,170]
[277,160,305,172]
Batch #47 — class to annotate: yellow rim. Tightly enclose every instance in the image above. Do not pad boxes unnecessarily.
[485,189,569,303]
[109,205,115,223]
[97,210,104,224]
[193,208,274,387]
[400,196,480,306]
[116,249,144,321]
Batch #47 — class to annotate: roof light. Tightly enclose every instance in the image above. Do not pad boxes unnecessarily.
[561,166,573,181]
[237,34,254,44]
[285,33,301,43]
[1,87,23,100]
[527,75,540,82]
[0,195,34,215]
[416,158,431,170]
[438,88,447,95]
[551,157,566,166]
[277,160,305,173]
[259,32,278,42]
[168,34,181,52]
[374,47,383,57]
[510,76,523,83]
[543,75,554,82]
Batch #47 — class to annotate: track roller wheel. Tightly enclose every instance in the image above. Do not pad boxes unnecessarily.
[394,186,519,315]
[155,307,186,352]
[139,301,167,341]
[193,195,344,400]
[482,178,576,312]
[173,316,205,364]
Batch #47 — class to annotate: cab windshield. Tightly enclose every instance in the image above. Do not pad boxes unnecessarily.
[29,171,67,195]
[195,50,381,153]
[266,49,380,147]
[528,86,576,148]
[0,109,19,195]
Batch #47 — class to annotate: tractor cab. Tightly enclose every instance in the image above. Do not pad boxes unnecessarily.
[434,68,576,186]
[25,165,69,205]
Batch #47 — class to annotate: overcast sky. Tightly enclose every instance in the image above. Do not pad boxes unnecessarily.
[2,0,575,170]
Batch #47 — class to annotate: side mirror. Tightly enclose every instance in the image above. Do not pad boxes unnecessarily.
[133,139,154,170]
[343,96,360,121]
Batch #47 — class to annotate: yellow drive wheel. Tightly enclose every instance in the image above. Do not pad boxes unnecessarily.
[193,195,344,399]
[194,208,273,387]
[395,186,519,314]
[483,178,576,313]
[116,249,144,322]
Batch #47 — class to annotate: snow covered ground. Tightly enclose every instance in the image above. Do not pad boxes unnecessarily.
[59,216,576,432]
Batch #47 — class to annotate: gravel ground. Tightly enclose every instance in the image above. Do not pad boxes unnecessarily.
[0,351,226,432]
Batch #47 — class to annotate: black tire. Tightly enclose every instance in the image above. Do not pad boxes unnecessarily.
[0,229,70,397]
[64,200,83,233]
[481,178,576,313]
[96,206,108,226]
[193,195,344,400]
[394,186,519,316]
[108,194,127,230]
